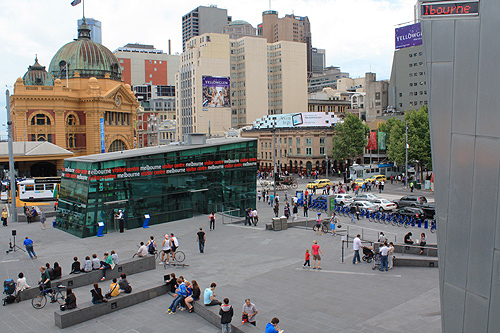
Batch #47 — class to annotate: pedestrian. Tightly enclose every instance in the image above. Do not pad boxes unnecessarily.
[242,298,258,326]
[159,234,171,264]
[380,180,385,192]
[23,236,37,259]
[115,209,125,233]
[209,212,216,231]
[315,213,322,235]
[419,232,427,254]
[378,232,387,243]
[2,208,7,226]
[379,242,390,271]
[265,317,281,333]
[350,205,356,223]
[245,207,252,226]
[273,203,279,217]
[292,204,298,221]
[388,242,395,270]
[352,234,362,264]
[252,208,258,226]
[40,208,46,230]
[391,175,394,184]
[303,202,308,217]
[303,249,310,268]
[219,298,234,333]
[197,228,206,253]
[410,181,414,192]
[257,190,262,202]
[54,200,58,211]
[330,213,340,236]
[170,233,179,261]
[283,204,290,220]
[312,240,323,269]
[24,204,31,224]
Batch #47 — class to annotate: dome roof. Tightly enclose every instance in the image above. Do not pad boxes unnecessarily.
[23,56,54,86]
[229,20,252,26]
[48,19,122,81]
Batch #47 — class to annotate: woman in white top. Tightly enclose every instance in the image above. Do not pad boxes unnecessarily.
[160,234,171,264]
[15,272,30,294]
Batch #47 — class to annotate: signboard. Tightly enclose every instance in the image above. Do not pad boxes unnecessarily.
[61,157,258,182]
[395,23,422,50]
[366,132,377,150]
[100,118,105,153]
[202,76,230,108]
[378,132,386,150]
[254,112,342,129]
[421,1,479,18]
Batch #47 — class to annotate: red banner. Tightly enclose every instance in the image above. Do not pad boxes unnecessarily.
[366,132,377,150]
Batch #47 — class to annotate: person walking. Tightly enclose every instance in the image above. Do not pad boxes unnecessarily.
[242,299,258,326]
[209,212,216,231]
[159,234,171,264]
[219,298,234,333]
[410,181,415,193]
[379,242,390,271]
[303,202,308,217]
[388,242,395,270]
[303,249,310,268]
[312,240,323,269]
[40,208,46,230]
[292,204,298,221]
[350,205,356,223]
[352,234,362,264]
[2,208,8,226]
[23,236,37,259]
[197,228,206,253]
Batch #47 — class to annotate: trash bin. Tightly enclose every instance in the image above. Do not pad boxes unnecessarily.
[415,183,422,190]
[272,218,282,231]
[281,217,288,230]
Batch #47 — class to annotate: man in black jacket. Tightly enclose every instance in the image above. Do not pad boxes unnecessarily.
[219,298,233,333]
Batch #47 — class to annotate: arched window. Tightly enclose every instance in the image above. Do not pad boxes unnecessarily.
[31,114,51,125]
[109,140,127,152]
[67,114,77,125]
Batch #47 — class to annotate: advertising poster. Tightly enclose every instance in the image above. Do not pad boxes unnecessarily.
[366,132,378,150]
[378,132,386,150]
[202,76,230,108]
[254,112,342,129]
[395,23,422,50]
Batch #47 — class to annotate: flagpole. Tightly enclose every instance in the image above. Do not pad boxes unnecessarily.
[83,0,85,18]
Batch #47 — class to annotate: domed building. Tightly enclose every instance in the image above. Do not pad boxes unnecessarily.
[222,20,257,39]
[10,18,139,176]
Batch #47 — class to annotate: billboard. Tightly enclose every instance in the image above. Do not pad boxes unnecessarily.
[253,112,342,129]
[395,22,422,50]
[202,76,230,108]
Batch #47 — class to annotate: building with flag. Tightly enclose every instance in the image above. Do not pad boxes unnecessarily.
[9,19,139,176]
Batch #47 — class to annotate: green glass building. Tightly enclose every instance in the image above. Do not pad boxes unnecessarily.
[55,137,257,237]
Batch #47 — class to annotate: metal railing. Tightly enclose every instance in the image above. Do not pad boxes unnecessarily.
[344,225,397,248]
[341,240,374,263]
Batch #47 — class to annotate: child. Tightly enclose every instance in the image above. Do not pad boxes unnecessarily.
[219,298,234,333]
[303,249,310,268]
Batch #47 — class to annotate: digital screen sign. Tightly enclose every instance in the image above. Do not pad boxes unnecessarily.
[421,1,479,18]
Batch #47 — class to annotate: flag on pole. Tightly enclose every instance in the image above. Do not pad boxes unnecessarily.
[71,0,81,6]
[366,132,377,150]
[378,132,386,150]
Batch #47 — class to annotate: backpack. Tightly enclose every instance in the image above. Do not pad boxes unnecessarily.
[148,241,155,254]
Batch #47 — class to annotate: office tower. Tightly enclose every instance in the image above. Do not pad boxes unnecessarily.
[311,48,325,74]
[182,5,232,51]
[258,10,312,77]
[77,18,101,44]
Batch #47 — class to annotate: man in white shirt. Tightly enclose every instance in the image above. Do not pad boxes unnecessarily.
[137,242,148,257]
[170,233,179,261]
[379,243,390,271]
[353,234,362,264]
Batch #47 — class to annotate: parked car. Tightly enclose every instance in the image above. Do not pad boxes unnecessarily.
[306,179,331,189]
[371,198,397,211]
[354,193,379,202]
[334,194,354,206]
[393,195,427,208]
[421,202,435,219]
[394,207,425,219]
[351,200,378,212]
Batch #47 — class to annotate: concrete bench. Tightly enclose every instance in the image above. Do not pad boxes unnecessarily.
[17,211,56,222]
[393,257,438,268]
[54,283,168,328]
[18,256,155,301]
[373,243,438,257]
[192,300,261,333]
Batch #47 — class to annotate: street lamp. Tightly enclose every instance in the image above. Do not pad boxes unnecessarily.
[199,115,211,139]
[5,89,17,222]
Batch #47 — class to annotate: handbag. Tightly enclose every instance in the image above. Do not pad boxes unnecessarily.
[242,314,248,323]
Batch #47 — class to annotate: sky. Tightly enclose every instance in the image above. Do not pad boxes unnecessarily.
[0,0,416,136]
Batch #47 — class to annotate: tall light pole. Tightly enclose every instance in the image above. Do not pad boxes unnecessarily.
[6,89,17,222]
[325,132,328,178]
[272,118,277,200]
[405,121,408,189]
[199,115,211,139]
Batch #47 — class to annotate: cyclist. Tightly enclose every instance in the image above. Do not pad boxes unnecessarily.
[159,234,171,265]
[38,266,54,302]
[170,233,179,261]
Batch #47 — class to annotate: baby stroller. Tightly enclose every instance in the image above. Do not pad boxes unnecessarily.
[3,279,19,306]
[362,246,374,263]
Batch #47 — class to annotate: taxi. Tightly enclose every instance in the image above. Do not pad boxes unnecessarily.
[306,179,331,189]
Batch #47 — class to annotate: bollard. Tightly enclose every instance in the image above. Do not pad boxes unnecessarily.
[417,220,422,228]
[424,220,428,229]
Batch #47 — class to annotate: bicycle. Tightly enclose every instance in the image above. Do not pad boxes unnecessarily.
[32,284,66,309]
[429,218,437,233]
[163,248,186,268]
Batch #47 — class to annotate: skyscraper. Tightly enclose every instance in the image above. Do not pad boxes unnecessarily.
[182,5,231,51]
[258,10,312,77]
[77,18,101,44]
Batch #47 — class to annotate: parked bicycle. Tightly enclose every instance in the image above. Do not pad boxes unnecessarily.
[32,284,66,309]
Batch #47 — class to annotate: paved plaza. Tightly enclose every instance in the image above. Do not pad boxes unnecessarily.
[0,179,441,332]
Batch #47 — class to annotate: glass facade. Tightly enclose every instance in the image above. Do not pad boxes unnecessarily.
[55,139,257,238]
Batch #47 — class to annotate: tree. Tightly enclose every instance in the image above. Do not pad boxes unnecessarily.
[332,113,369,163]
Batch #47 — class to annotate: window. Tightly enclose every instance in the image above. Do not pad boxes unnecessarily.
[35,185,44,191]
[31,114,51,125]
[67,114,76,125]
[289,147,292,155]
[320,147,325,155]
[320,137,325,145]
[296,138,300,146]
[108,140,127,152]
[305,138,312,145]
[284,138,287,144]
[305,147,312,156]
[296,147,301,155]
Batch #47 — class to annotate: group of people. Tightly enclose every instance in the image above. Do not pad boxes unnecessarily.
[91,273,132,304]
[244,207,259,226]
[303,240,324,270]
[135,234,180,264]
[23,204,47,228]
[404,232,427,253]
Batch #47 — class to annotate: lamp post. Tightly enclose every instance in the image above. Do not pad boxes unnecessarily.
[6,89,17,222]
[405,121,408,189]
[325,132,328,178]
[199,115,211,139]
[272,118,277,200]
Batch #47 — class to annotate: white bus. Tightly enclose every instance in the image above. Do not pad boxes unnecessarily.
[17,178,61,201]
